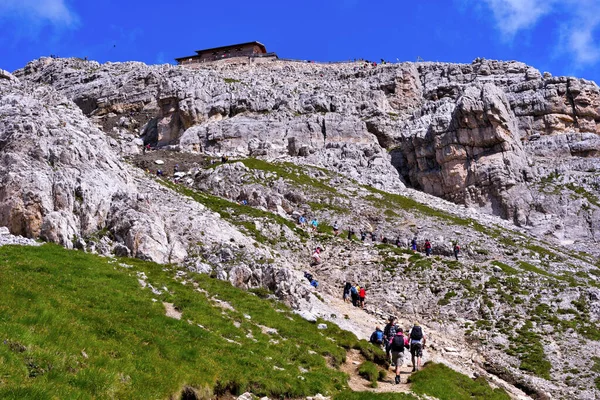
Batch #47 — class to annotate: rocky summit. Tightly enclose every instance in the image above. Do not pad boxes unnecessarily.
[2,57,600,399]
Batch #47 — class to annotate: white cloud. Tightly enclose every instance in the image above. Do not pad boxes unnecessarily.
[482,0,555,36]
[0,0,79,29]
[480,0,600,67]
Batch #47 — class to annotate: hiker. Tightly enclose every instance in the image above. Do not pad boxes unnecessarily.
[221,155,229,163]
[310,218,319,232]
[350,284,359,307]
[409,322,426,372]
[390,328,409,384]
[343,281,352,302]
[453,243,460,260]
[383,317,398,364]
[333,222,340,236]
[396,237,402,247]
[173,164,179,173]
[311,247,322,265]
[425,239,432,256]
[359,285,366,308]
[347,228,355,240]
[369,326,384,346]
[411,237,417,252]
[360,231,367,241]
[370,231,377,242]
[298,215,307,226]
[310,279,319,288]
[304,271,313,282]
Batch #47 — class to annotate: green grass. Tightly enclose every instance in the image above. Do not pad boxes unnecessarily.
[506,320,552,379]
[358,361,379,387]
[240,158,341,196]
[158,178,306,244]
[0,244,384,399]
[408,363,510,400]
[491,260,519,275]
[592,356,600,373]
[362,186,490,235]
[438,290,457,306]
[517,261,553,278]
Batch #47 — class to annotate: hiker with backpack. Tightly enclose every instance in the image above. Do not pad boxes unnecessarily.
[333,222,340,236]
[369,326,384,347]
[425,239,432,256]
[350,284,359,307]
[343,281,352,302]
[383,317,398,365]
[359,286,366,308]
[408,322,426,372]
[411,237,417,252]
[347,228,355,240]
[453,242,460,260]
[390,328,409,384]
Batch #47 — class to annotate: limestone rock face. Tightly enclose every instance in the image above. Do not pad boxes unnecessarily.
[15,57,600,243]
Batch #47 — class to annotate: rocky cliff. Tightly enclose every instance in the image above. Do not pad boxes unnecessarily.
[15,57,600,248]
[2,57,600,399]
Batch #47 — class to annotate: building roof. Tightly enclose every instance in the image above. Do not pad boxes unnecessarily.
[194,41,267,54]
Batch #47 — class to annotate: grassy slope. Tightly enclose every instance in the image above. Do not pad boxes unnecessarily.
[409,363,511,400]
[0,244,358,399]
[0,244,511,399]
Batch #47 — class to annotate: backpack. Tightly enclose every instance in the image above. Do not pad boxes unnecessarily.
[390,335,405,352]
[375,330,384,344]
[350,286,358,295]
[410,326,423,341]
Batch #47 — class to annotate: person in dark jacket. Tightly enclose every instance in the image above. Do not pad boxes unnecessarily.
[383,316,398,365]
[343,282,352,302]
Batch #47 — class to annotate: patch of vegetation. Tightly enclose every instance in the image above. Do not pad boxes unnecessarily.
[408,362,510,400]
[525,243,564,262]
[565,183,600,207]
[438,290,457,306]
[491,260,519,275]
[592,356,600,373]
[0,244,378,399]
[506,320,552,379]
[158,179,306,244]
[223,78,241,84]
[363,186,490,235]
[358,361,379,387]
[517,261,553,278]
[533,297,600,341]
[240,158,341,196]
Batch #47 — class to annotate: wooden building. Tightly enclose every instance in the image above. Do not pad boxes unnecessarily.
[175,41,274,65]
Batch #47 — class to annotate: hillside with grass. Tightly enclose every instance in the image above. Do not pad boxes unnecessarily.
[0,244,512,399]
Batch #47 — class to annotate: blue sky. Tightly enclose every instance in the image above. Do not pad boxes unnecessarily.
[1,0,599,83]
